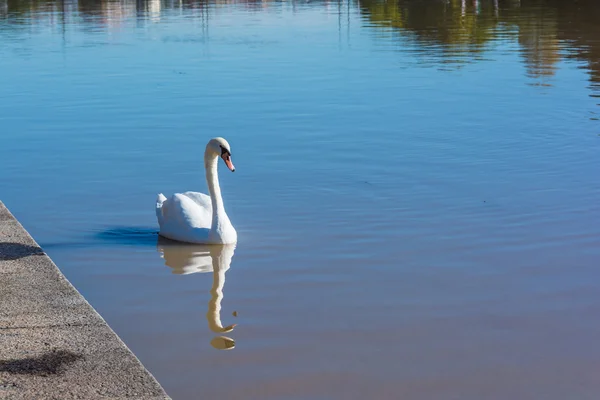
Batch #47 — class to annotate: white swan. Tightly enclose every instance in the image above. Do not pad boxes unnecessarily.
[156,137,237,244]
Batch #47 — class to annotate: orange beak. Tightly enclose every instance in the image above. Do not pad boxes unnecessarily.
[222,154,235,172]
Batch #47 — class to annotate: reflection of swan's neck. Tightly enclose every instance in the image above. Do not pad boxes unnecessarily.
[206,245,236,333]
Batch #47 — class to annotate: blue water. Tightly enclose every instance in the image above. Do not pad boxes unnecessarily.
[2,1,600,399]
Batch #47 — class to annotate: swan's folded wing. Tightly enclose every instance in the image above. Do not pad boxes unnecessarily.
[162,193,212,230]
[182,191,212,211]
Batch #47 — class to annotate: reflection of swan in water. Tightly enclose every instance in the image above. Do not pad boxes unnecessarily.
[156,237,237,350]
[157,237,213,275]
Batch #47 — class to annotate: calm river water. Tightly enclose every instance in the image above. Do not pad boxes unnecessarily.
[2,0,600,399]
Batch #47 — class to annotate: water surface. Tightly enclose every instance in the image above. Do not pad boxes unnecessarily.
[2,0,600,399]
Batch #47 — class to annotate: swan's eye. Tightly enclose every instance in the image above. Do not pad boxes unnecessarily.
[220,146,231,157]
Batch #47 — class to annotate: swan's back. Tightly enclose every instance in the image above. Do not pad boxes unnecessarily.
[181,191,212,211]
[156,192,213,243]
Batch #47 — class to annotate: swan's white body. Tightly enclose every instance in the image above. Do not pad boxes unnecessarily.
[156,138,237,244]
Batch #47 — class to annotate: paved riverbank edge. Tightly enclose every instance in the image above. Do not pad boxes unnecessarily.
[0,201,170,399]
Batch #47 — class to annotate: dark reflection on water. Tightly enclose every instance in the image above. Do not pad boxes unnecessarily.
[359,0,600,90]
[3,0,600,97]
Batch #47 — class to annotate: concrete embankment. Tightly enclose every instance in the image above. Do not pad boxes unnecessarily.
[0,201,169,399]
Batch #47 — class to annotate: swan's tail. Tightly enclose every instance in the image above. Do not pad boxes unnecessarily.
[156,193,167,225]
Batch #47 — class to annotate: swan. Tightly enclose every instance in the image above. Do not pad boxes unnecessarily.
[156,137,237,244]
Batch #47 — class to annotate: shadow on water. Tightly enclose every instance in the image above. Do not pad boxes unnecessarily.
[0,242,45,260]
[93,226,159,246]
[39,227,159,250]
[0,350,83,376]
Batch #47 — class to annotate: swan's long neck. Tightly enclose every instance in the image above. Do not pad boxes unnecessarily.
[204,150,225,222]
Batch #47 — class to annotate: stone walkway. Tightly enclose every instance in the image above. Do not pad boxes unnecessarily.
[0,201,169,399]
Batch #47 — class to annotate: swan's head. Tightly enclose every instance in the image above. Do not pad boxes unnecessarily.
[206,137,235,172]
